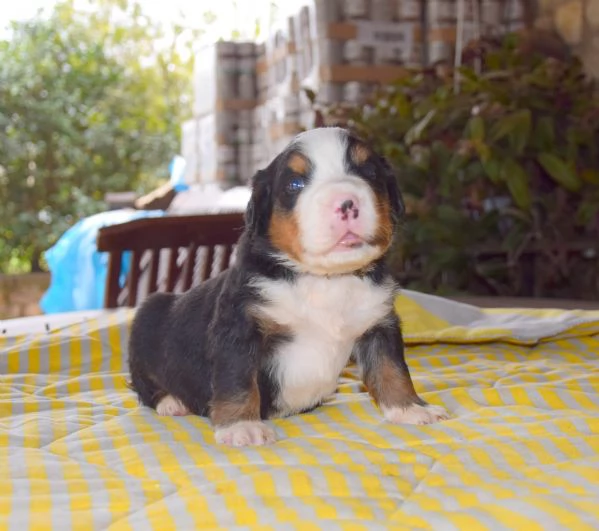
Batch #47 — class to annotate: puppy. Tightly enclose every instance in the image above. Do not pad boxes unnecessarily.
[128,127,449,447]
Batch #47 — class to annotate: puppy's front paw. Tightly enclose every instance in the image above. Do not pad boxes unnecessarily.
[383,403,449,425]
[214,420,277,447]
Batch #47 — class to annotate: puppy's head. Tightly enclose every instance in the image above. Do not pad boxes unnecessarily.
[246,127,404,276]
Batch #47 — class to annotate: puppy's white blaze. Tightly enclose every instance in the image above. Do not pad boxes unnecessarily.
[214,421,276,447]
[252,274,395,415]
[383,404,450,425]
[156,395,189,416]
[294,127,349,182]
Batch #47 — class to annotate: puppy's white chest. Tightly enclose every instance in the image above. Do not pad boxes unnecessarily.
[252,275,394,414]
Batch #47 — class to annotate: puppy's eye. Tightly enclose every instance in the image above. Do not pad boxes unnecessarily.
[286,176,305,194]
[361,162,377,180]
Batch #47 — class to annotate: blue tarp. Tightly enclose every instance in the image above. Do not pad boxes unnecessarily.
[40,156,188,314]
[40,209,165,314]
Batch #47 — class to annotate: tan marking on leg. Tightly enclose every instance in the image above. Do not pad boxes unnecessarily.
[210,376,277,446]
[365,356,420,410]
[209,375,261,427]
[365,357,450,424]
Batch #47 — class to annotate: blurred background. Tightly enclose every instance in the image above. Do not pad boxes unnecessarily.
[1,0,598,319]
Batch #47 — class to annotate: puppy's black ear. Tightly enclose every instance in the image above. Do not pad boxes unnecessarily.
[380,156,405,224]
[245,169,272,236]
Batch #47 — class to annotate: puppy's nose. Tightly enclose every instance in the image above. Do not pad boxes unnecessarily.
[334,196,360,220]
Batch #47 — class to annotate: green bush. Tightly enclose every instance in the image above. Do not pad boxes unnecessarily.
[0,0,200,273]
[320,34,599,299]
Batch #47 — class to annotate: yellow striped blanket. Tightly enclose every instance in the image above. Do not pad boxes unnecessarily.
[1,290,598,530]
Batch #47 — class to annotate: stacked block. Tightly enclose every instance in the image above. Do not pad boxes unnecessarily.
[182,41,258,186]
[293,0,425,108]
[427,0,527,64]
[182,0,526,187]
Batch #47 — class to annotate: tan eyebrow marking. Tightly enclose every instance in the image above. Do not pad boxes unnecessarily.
[287,153,309,174]
[350,143,372,165]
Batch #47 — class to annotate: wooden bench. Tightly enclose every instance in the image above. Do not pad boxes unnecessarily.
[97,212,599,312]
[97,213,245,308]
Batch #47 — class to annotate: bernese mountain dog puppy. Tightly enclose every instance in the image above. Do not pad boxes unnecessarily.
[128,127,449,447]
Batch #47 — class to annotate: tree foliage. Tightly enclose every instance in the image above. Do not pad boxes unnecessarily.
[0,0,202,272]
[321,34,599,299]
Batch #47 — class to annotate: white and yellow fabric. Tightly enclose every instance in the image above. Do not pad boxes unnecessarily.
[1,290,598,530]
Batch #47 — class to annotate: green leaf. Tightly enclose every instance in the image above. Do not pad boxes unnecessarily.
[404,109,436,145]
[576,199,599,225]
[490,116,514,142]
[490,109,531,155]
[392,91,411,119]
[537,153,582,192]
[533,116,555,150]
[472,139,490,162]
[501,159,531,209]
[566,129,579,162]
[581,169,599,185]
[511,111,531,154]
[481,156,502,183]
[468,115,485,141]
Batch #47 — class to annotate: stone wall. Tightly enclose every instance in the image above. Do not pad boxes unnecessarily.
[536,0,599,77]
[0,273,49,320]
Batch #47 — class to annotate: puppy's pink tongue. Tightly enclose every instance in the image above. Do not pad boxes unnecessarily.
[336,232,364,249]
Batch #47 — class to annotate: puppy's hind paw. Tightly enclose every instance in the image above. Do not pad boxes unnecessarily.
[156,395,190,416]
[215,421,277,447]
[383,403,449,425]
